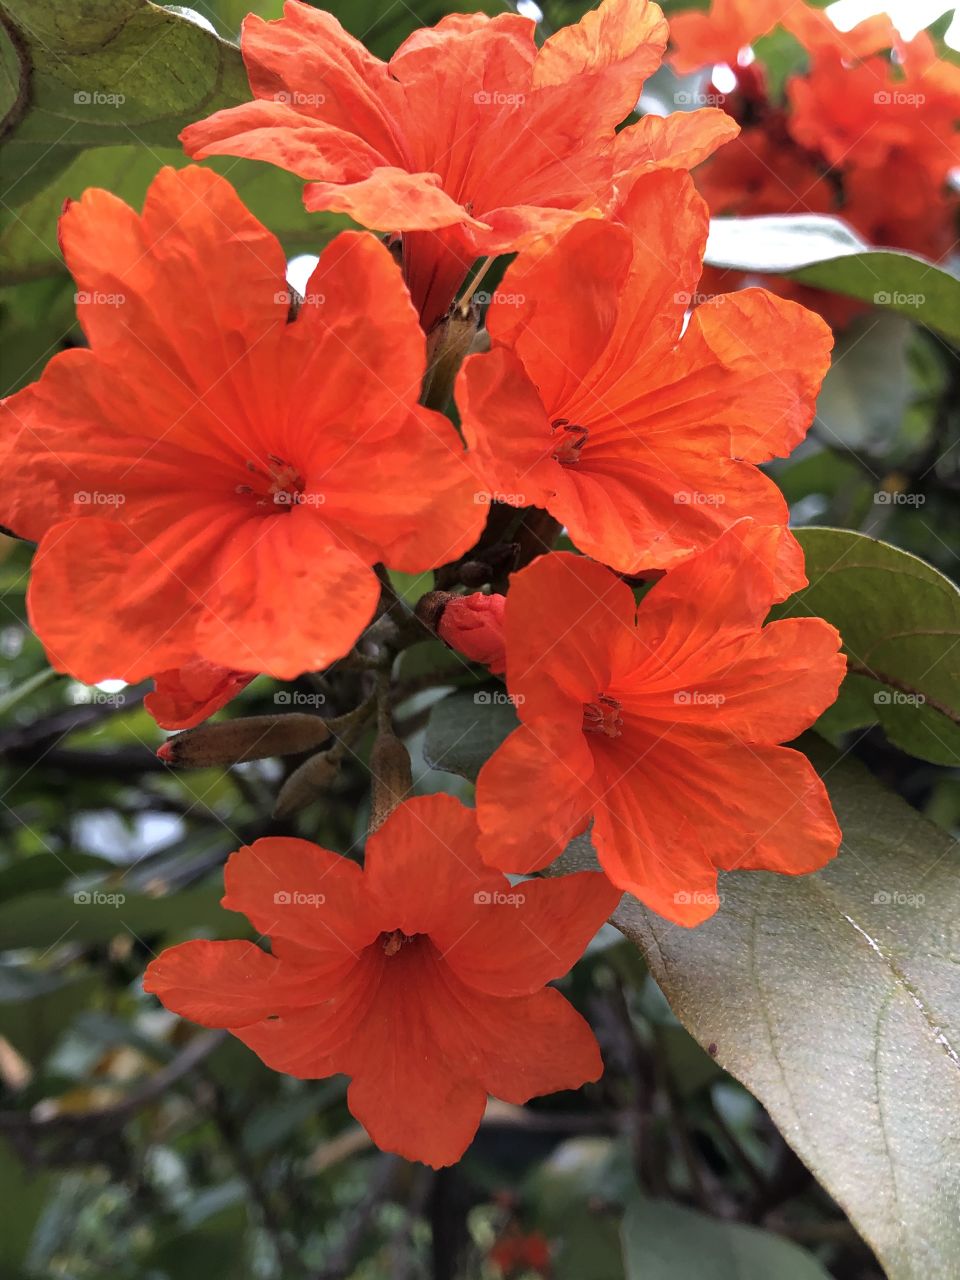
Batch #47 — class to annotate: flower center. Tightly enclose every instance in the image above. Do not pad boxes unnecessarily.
[583,694,622,739]
[550,418,589,466]
[236,454,304,510]
[381,929,413,956]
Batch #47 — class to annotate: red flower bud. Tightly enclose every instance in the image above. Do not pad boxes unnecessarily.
[437,593,507,675]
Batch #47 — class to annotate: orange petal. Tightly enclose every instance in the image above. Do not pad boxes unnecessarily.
[476,725,595,874]
[143,939,335,1027]
[611,109,739,177]
[145,659,254,730]
[440,872,621,996]
[222,837,377,956]
[533,0,668,125]
[504,551,642,715]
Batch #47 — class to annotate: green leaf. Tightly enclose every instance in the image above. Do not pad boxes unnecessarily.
[622,1196,832,1279]
[0,0,249,202]
[422,688,519,781]
[777,528,960,765]
[705,216,960,343]
[0,885,244,949]
[606,744,960,1280]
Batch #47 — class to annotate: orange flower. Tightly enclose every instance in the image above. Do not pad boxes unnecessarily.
[0,166,483,685]
[143,794,619,1167]
[491,1228,552,1276]
[179,0,737,329]
[474,523,846,925]
[457,168,831,581]
[668,0,794,75]
[787,29,960,186]
[144,660,254,730]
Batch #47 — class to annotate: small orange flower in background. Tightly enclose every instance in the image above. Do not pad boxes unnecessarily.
[180,0,738,329]
[474,522,846,925]
[458,168,832,580]
[668,0,793,75]
[0,166,483,686]
[491,1227,552,1277]
[143,794,620,1168]
[669,0,960,321]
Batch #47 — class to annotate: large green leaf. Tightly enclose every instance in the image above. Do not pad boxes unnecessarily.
[778,528,960,765]
[422,688,520,780]
[622,1196,831,1279]
[705,215,960,343]
[0,0,249,201]
[556,746,960,1280]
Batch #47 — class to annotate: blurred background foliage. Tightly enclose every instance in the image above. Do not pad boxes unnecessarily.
[0,1,958,1278]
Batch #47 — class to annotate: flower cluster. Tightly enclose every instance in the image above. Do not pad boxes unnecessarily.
[669,0,960,324]
[0,0,848,1167]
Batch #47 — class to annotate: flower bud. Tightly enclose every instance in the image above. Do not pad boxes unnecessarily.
[369,730,413,833]
[437,592,506,675]
[157,713,330,768]
[273,749,341,819]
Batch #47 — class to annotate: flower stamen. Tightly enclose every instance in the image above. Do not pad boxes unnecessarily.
[583,694,622,739]
[550,418,589,466]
